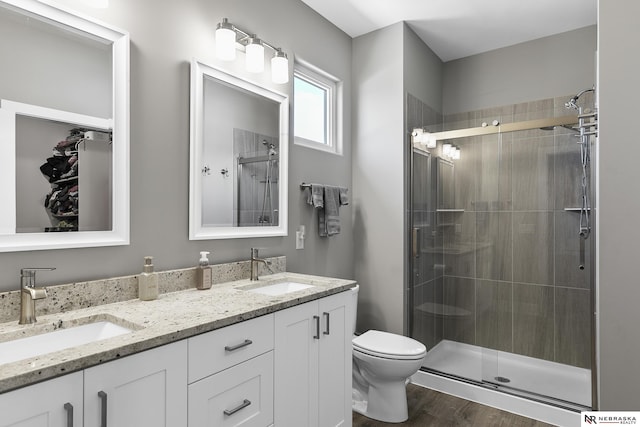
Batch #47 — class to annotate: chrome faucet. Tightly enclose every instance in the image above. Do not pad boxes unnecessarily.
[19,268,55,325]
[250,248,274,281]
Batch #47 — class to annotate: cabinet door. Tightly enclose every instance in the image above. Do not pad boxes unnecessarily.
[0,371,83,427]
[318,292,352,427]
[274,300,319,427]
[84,340,187,427]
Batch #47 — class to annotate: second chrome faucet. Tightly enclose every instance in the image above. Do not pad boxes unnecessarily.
[250,248,274,281]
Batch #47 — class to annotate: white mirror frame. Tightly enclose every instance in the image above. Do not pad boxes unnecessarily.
[189,60,289,240]
[0,0,129,252]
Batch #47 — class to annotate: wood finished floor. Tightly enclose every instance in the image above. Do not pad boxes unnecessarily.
[352,384,556,427]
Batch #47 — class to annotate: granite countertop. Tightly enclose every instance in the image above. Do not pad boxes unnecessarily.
[0,271,356,393]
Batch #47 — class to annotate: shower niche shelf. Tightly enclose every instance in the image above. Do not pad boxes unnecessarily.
[564,208,592,212]
[436,209,465,213]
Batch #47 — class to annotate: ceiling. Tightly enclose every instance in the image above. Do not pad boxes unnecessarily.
[299,0,597,62]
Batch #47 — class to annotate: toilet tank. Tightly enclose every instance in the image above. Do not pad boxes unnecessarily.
[350,285,359,335]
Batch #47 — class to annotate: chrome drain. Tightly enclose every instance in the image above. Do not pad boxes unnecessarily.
[494,376,511,383]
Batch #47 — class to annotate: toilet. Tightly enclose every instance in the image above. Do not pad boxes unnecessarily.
[350,285,426,423]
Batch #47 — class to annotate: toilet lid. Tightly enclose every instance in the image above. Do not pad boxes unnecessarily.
[353,330,426,360]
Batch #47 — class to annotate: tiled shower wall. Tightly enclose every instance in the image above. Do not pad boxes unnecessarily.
[408,93,594,369]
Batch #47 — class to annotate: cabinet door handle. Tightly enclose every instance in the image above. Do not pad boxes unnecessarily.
[224,339,253,352]
[323,312,330,335]
[98,391,108,427]
[313,315,320,339]
[223,399,252,416]
[64,402,74,427]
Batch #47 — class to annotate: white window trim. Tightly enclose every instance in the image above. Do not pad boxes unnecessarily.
[293,61,343,155]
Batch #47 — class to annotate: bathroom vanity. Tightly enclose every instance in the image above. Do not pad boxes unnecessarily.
[0,271,355,427]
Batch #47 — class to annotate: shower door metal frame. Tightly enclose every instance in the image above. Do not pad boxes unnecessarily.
[407,112,599,410]
[407,147,432,339]
[412,114,579,153]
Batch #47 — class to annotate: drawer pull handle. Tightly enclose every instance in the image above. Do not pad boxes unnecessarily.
[323,312,330,335]
[313,315,320,339]
[225,339,253,352]
[64,402,74,427]
[223,399,252,416]
[98,391,108,427]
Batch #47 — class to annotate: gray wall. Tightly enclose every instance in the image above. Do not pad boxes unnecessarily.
[443,26,597,114]
[403,26,443,114]
[352,23,443,335]
[352,23,405,334]
[597,0,640,410]
[0,0,354,291]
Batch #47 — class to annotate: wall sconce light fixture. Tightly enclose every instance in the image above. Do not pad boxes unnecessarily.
[215,18,289,84]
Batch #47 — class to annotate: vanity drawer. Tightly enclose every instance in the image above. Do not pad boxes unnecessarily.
[188,313,274,383]
[188,351,274,427]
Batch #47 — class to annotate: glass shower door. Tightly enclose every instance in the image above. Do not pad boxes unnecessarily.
[476,125,594,409]
[409,114,594,410]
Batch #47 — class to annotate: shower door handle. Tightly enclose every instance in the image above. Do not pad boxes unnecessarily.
[412,227,420,258]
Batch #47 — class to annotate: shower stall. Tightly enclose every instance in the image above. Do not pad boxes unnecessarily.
[407,90,597,412]
[233,129,279,227]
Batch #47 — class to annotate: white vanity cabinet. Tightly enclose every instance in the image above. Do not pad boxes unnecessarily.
[84,340,187,427]
[0,371,83,427]
[0,287,352,427]
[187,314,275,427]
[274,291,352,427]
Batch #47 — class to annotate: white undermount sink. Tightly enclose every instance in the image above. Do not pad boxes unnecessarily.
[0,318,135,366]
[243,281,314,296]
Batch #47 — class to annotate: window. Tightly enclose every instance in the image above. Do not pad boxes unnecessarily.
[293,62,342,154]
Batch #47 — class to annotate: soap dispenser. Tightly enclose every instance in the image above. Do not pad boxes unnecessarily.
[196,251,212,290]
[138,256,159,301]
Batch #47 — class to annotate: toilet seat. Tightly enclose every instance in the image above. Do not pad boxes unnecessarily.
[353,330,426,360]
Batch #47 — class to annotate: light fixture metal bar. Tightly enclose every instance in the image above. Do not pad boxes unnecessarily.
[221,18,284,54]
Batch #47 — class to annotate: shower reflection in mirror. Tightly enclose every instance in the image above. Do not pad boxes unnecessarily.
[233,130,279,226]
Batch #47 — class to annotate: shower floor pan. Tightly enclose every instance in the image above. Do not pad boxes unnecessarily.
[422,340,591,408]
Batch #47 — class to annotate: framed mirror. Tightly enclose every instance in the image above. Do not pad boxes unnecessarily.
[189,60,289,240]
[0,0,129,252]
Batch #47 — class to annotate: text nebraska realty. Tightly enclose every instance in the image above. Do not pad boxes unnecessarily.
[585,414,637,425]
